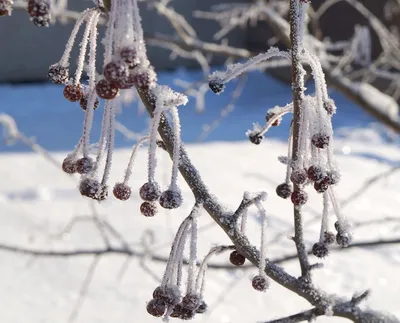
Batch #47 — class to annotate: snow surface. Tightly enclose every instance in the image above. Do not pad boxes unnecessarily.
[0,69,399,322]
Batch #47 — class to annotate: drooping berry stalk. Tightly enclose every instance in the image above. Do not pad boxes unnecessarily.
[123,136,149,184]
[186,205,200,294]
[101,100,117,186]
[168,106,181,191]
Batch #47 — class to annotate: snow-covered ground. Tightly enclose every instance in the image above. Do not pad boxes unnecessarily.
[0,70,399,322]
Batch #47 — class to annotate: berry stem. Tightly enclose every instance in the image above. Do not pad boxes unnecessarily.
[256,201,268,278]
[285,124,293,183]
[319,191,329,243]
[123,136,149,184]
[101,100,116,186]
[187,205,200,293]
[148,100,164,183]
[327,187,349,232]
[103,0,116,64]
[168,106,181,191]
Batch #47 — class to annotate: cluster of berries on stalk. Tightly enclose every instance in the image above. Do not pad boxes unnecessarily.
[209,41,352,258]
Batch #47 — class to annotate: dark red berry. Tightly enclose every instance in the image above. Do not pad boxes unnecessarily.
[276,183,292,199]
[209,79,225,94]
[265,112,281,126]
[229,250,245,266]
[307,165,324,182]
[314,177,329,193]
[170,304,195,320]
[79,95,99,111]
[131,70,154,89]
[248,132,263,145]
[48,64,68,84]
[326,170,340,185]
[76,157,93,175]
[182,294,201,311]
[120,46,139,67]
[152,286,164,300]
[62,157,77,174]
[312,242,329,258]
[159,190,183,209]
[31,15,50,27]
[251,275,269,292]
[95,79,119,99]
[291,190,308,206]
[334,221,342,233]
[64,84,83,102]
[79,178,107,201]
[140,201,157,217]
[28,0,49,17]
[146,299,166,317]
[0,0,12,16]
[290,169,308,185]
[336,233,351,247]
[103,60,129,84]
[196,301,207,314]
[323,231,335,245]
[153,285,180,306]
[312,133,330,149]
[113,183,131,201]
[139,182,161,201]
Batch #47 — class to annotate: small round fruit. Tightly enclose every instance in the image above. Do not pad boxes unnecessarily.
[120,46,139,67]
[291,190,308,206]
[314,177,329,193]
[62,157,77,174]
[327,170,340,185]
[140,201,157,217]
[182,294,201,311]
[79,178,100,199]
[290,169,308,185]
[307,165,324,182]
[312,242,329,258]
[146,299,166,317]
[139,182,161,201]
[248,132,263,145]
[251,275,269,292]
[76,157,93,175]
[323,231,335,245]
[229,250,245,266]
[103,60,129,84]
[28,0,49,17]
[276,183,292,199]
[48,64,68,84]
[113,183,131,201]
[64,84,83,102]
[96,79,119,99]
[170,304,195,320]
[336,233,351,247]
[312,133,330,149]
[196,301,207,314]
[159,189,183,209]
[209,79,225,94]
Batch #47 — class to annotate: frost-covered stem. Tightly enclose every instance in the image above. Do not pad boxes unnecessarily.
[168,107,181,191]
[259,105,293,136]
[319,192,329,242]
[290,0,310,279]
[187,205,200,293]
[123,136,149,184]
[101,100,116,186]
[256,202,268,278]
[328,187,349,232]
[147,101,164,183]
[263,308,323,323]
[285,125,293,183]
[91,101,110,176]
[174,223,189,288]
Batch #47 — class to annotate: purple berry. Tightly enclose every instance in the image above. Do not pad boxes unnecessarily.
[248,132,263,145]
[64,84,83,102]
[291,190,308,206]
[113,183,131,201]
[314,177,329,193]
[323,231,335,245]
[62,157,77,174]
[48,64,68,84]
[140,202,157,217]
[103,60,129,85]
[146,299,165,317]
[209,79,225,94]
[75,157,93,175]
[312,242,329,258]
[312,133,330,149]
[251,275,269,292]
[159,189,183,209]
[276,183,292,199]
[182,294,201,311]
[229,251,245,266]
[290,169,308,185]
[96,79,119,99]
[307,165,324,182]
[139,182,161,201]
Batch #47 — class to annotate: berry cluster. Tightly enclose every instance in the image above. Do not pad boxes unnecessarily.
[0,0,13,16]
[27,0,51,27]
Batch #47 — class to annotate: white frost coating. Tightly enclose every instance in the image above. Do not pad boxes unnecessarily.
[0,113,19,141]
[319,191,329,243]
[260,104,293,136]
[298,1,308,47]
[187,207,200,293]
[328,187,350,233]
[123,136,149,184]
[169,107,181,191]
[147,101,164,183]
[103,0,117,64]
[256,201,268,280]
[101,100,117,185]
[285,125,293,183]
[91,101,110,177]
[59,8,95,66]
[240,209,248,233]
[357,82,399,121]
[74,11,98,85]
[174,223,189,288]
[209,47,290,84]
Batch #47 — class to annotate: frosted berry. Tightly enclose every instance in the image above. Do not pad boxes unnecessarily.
[276,183,292,199]
[291,190,308,206]
[307,165,324,182]
[159,189,183,209]
[155,285,180,306]
[139,182,161,201]
[170,304,195,320]
[0,0,12,16]
[312,242,329,258]
[62,157,77,174]
[131,70,154,89]
[323,231,335,245]
[79,178,103,200]
[196,301,207,314]
[76,157,93,175]
[31,15,50,27]
[336,233,351,247]
[114,72,136,89]
[265,112,281,126]
[113,183,131,201]
[48,64,68,84]
[327,170,340,185]
[152,286,164,300]
[323,100,336,115]
[120,47,139,67]
[96,79,119,99]
[64,84,83,102]
[312,133,330,149]
[314,177,329,193]
[103,60,129,84]
[334,221,342,233]
[248,132,263,145]
[251,275,268,292]
[28,0,49,17]
[229,250,245,266]
[182,294,201,311]
[290,169,308,185]
[80,95,99,111]
[146,299,165,317]
[140,201,157,217]
[209,79,225,94]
